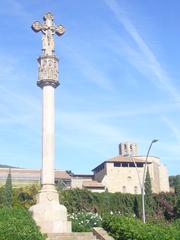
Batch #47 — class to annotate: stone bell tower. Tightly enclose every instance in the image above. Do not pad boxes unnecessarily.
[29,12,71,234]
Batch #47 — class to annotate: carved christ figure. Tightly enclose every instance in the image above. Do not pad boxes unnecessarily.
[32,12,65,56]
[42,29,55,55]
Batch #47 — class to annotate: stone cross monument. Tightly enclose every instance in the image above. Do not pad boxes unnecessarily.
[29,12,71,234]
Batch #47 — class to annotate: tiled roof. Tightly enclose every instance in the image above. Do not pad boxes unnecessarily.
[72,174,93,178]
[108,155,152,163]
[92,155,152,171]
[0,168,71,179]
[55,171,71,179]
[82,180,105,188]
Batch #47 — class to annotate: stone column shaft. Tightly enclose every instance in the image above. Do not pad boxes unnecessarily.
[42,85,55,186]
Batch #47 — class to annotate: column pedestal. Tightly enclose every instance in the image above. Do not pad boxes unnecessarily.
[29,187,71,233]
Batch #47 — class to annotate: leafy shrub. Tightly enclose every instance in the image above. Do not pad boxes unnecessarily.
[68,211,102,232]
[1,186,179,222]
[0,207,46,240]
[60,189,180,221]
[102,215,180,240]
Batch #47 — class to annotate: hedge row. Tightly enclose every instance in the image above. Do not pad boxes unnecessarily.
[0,207,46,240]
[102,215,180,240]
[60,188,179,221]
[0,186,179,221]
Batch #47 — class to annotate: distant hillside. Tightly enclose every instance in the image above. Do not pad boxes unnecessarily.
[0,164,16,168]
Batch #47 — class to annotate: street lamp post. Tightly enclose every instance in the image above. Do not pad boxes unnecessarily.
[130,139,158,224]
[142,139,158,223]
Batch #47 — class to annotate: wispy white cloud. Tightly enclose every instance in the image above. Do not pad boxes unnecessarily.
[56,110,127,159]
[60,40,113,91]
[57,111,124,142]
[0,0,32,19]
[162,117,180,144]
[58,101,180,121]
[104,0,180,103]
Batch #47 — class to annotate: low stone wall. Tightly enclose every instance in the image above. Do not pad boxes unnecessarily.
[93,227,114,240]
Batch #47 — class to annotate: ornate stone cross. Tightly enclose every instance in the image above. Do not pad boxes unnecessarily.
[30,13,71,233]
[32,12,65,55]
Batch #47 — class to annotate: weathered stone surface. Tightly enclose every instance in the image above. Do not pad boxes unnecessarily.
[47,228,114,240]
[47,232,94,240]
[32,12,65,56]
[29,189,71,233]
[93,228,114,240]
[30,13,71,234]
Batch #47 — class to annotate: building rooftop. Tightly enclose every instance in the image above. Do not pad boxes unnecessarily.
[55,171,71,179]
[0,168,71,180]
[71,174,93,178]
[92,155,155,171]
[82,180,105,188]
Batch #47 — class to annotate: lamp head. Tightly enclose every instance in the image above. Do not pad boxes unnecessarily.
[152,139,158,143]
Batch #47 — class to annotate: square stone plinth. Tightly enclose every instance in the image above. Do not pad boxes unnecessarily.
[29,190,71,234]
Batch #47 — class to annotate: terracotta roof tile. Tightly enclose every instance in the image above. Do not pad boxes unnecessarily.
[0,168,71,179]
[82,180,105,188]
[92,155,152,171]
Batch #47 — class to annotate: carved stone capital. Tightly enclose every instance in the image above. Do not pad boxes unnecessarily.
[37,55,59,88]
[37,79,60,88]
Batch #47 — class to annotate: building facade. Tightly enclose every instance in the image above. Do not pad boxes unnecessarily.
[0,168,71,188]
[0,142,170,194]
[92,142,169,194]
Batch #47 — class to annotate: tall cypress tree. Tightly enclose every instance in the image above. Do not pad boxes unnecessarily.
[133,196,139,218]
[145,167,152,196]
[174,197,180,218]
[2,169,13,207]
[144,167,153,217]
[175,175,180,196]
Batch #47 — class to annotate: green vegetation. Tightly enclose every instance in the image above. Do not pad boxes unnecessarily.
[0,207,46,240]
[169,175,180,195]
[2,171,13,207]
[145,167,152,196]
[175,175,180,196]
[0,183,180,238]
[68,212,102,232]
[144,167,154,216]
[0,185,179,222]
[102,215,180,240]
[59,188,179,221]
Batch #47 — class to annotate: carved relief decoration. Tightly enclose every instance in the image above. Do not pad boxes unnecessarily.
[38,57,58,81]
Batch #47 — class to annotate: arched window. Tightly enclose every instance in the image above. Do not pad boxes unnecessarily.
[134,186,138,194]
[122,186,126,193]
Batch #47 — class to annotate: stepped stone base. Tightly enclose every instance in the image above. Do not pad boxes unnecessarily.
[47,228,114,240]
[47,232,95,240]
[29,187,71,234]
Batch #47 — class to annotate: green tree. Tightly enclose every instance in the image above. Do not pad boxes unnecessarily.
[2,169,13,207]
[133,196,139,218]
[145,167,152,196]
[175,175,180,196]
[144,167,154,218]
[174,197,180,218]
[56,180,65,191]
[169,176,176,188]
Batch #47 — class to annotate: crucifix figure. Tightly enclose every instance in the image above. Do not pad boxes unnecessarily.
[32,12,65,55]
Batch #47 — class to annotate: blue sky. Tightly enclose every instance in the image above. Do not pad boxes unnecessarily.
[0,0,180,175]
